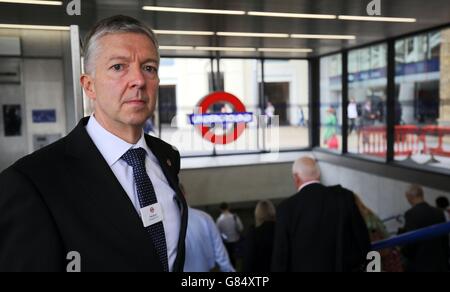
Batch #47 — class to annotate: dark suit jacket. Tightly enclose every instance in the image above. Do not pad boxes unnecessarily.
[402,202,448,272]
[0,117,188,272]
[272,184,370,272]
[243,221,275,272]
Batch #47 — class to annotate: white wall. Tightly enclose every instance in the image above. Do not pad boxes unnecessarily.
[23,59,66,154]
[0,28,73,172]
[180,162,296,207]
[264,60,309,124]
[222,59,260,109]
[319,161,450,220]
[159,58,211,129]
[180,157,450,231]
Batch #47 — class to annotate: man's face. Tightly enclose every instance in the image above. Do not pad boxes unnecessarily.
[83,33,159,129]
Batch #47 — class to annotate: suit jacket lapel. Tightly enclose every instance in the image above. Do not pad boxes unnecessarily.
[64,117,163,270]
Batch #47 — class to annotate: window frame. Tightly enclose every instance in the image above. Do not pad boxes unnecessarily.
[157,22,450,177]
[315,22,450,177]
[156,56,312,158]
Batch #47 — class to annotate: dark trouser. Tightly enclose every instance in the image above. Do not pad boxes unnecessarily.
[349,119,356,134]
[224,242,237,267]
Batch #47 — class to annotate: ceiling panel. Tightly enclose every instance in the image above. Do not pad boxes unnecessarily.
[0,0,449,58]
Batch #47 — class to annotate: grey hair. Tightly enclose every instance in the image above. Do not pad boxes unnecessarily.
[83,15,160,75]
[406,184,424,199]
[292,156,321,181]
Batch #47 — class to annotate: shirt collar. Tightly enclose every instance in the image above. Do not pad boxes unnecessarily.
[298,180,321,192]
[86,115,148,167]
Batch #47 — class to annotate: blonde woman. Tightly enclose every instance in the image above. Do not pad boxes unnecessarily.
[354,195,389,240]
[354,195,403,272]
[243,200,276,272]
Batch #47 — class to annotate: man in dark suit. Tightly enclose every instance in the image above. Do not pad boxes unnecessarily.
[272,157,370,272]
[401,185,448,272]
[0,15,187,272]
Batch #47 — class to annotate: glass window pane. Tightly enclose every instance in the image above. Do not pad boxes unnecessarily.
[348,44,388,158]
[158,58,309,156]
[394,28,450,171]
[320,54,342,152]
[209,59,262,154]
[263,60,310,150]
[158,58,214,156]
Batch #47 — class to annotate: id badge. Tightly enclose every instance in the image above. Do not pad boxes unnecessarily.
[140,203,164,228]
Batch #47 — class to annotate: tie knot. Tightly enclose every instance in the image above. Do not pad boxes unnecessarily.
[122,148,147,167]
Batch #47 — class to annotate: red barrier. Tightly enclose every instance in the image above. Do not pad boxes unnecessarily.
[358,125,450,158]
[394,125,420,157]
[421,126,450,157]
[358,126,387,157]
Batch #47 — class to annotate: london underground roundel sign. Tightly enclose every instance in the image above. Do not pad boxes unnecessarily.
[189,92,253,145]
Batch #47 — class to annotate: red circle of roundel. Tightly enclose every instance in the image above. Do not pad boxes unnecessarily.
[196,91,248,145]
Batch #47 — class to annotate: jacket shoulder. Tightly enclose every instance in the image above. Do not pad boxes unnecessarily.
[328,184,354,195]
[326,185,356,203]
[278,184,354,212]
[145,134,179,156]
[277,190,305,215]
[145,134,181,174]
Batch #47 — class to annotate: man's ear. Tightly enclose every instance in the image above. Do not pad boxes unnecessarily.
[293,173,302,190]
[80,74,96,100]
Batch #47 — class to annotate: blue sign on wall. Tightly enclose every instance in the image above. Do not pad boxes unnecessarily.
[329,58,441,85]
[32,109,56,123]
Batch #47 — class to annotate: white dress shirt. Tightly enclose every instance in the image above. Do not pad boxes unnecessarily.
[216,212,244,243]
[86,115,180,271]
[185,208,235,272]
[348,103,359,119]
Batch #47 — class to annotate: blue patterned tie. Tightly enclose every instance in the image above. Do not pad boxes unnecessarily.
[122,148,169,272]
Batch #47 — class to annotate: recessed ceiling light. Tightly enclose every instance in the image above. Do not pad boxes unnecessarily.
[0,24,69,30]
[217,32,290,38]
[154,30,215,36]
[0,0,62,5]
[157,46,313,53]
[258,48,313,53]
[143,6,246,15]
[196,47,257,52]
[338,15,416,22]
[291,34,356,40]
[248,11,336,20]
[159,46,196,51]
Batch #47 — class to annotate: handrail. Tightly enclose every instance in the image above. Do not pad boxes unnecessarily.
[371,221,450,251]
[381,214,404,223]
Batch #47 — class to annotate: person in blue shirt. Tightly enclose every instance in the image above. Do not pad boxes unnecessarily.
[181,184,235,272]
